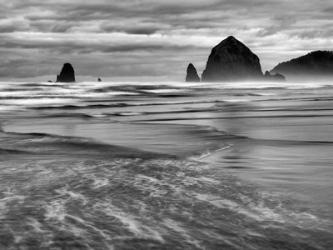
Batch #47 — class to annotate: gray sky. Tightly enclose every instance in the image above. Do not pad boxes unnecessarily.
[0,0,332,81]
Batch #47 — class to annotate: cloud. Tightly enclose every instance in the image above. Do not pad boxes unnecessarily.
[0,0,332,80]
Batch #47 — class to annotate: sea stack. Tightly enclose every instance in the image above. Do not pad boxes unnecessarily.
[201,36,263,82]
[264,71,286,81]
[56,63,75,82]
[271,51,333,79]
[186,63,200,82]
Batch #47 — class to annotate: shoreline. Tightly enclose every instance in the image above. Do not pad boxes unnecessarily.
[1,115,232,159]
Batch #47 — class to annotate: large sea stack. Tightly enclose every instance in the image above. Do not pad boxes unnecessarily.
[201,36,263,82]
[186,63,200,82]
[271,51,333,79]
[56,63,75,82]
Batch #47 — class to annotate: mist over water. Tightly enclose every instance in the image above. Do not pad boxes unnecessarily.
[0,80,333,249]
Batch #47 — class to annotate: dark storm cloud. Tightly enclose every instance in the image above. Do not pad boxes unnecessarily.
[0,0,332,80]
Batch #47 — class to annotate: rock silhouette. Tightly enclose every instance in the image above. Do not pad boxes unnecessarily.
[271,51,333,78]
[201,36,263,82]
[98,78,102,82]
[186,63,200,82]
[56,63,75,82]
[264,71,286,81]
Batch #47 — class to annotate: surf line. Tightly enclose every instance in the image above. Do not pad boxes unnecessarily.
[191,144,233,161]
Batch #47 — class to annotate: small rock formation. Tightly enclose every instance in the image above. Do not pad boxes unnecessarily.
[201,36,263,82]
[56,63,75,82]
[264,71,286,81]
[98,78,102,82]
[271,51,333,78]
[47,80,53,83]
[186,63,200,82]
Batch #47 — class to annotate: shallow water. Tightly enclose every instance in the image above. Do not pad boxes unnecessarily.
[0,80,333,249]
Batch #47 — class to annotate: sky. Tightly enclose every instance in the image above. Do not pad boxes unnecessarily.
[0,0,332,81]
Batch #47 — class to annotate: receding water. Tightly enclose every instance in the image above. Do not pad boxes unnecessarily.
[0,80,332,249]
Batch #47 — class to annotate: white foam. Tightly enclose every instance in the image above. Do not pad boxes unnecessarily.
[95,201,164,243]
[195,193,285,223]
[44,199,67,221]
[27,217,45,233]
[91,177,110,189]
[132,174,169,198]
[163,218,202,249]
[0,189,25,219]
[55,187,88,205]
[196,194,238,208]
[65,214,111,241]
[196,176,220,184]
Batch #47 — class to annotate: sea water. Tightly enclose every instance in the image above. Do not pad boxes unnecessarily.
[0,80,332,249]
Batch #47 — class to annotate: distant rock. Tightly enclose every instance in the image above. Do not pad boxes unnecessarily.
[98,78,102,82]
[201,36,263,81]
[47,80,53,83]
[56,63,75,82]
[271,51,333,78]
[186,63,200,82]
[264,71,286,81]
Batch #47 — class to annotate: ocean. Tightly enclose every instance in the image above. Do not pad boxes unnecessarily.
[0,80,332,249]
